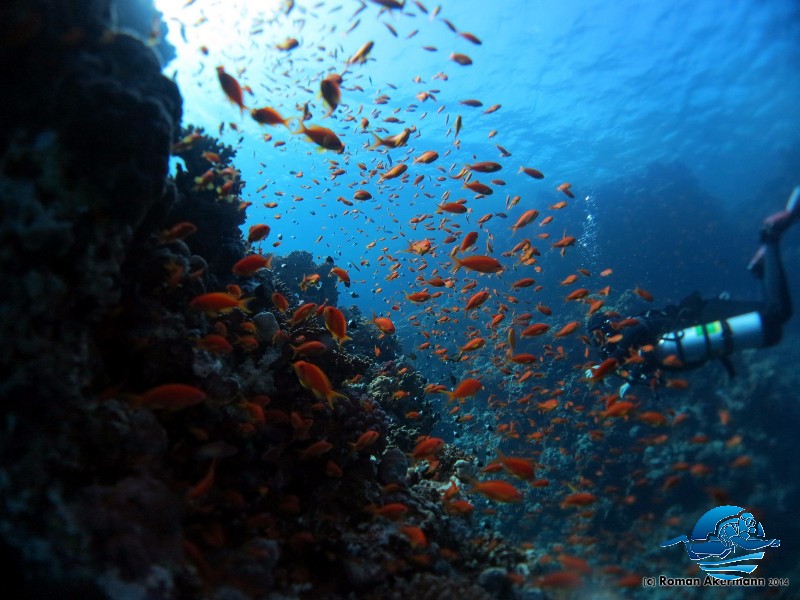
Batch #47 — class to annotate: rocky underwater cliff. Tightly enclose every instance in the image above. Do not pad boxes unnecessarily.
[0,1,529,598]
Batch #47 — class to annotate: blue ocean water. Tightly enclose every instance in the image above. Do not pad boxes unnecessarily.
[160,0,799,312]
[155,0,800,592]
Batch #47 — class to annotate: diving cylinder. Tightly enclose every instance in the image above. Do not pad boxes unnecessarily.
[655,311,764,365]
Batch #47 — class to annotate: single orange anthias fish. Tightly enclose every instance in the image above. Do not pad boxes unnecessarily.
[216,66,245,112]
[323,306,351,347]
[469,480,523,503]
[232,254,272,277]
[250,106,291,127]
[294,123,344,153]
[439,378,484,402]
[451,255,503,274]
[190,292,254,315]
[292,360,348,408]
[134,383,207,411]
[370,312,396,334]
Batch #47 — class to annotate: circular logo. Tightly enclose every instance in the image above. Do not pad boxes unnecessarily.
[660,505,780,581]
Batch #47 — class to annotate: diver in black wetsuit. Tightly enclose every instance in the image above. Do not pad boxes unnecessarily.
[587,186,798,396]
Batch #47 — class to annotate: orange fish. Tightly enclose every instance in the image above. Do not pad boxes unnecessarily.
[463,180,493,195]
[437,201,469,214]
[412,436,445,459]
[289,303,318,326]
[194,334,233,354]
[276,37,299,51]
[560,274,579,286]
[329,266,350,287]
[298,439,333,460]
[346,40,374,66]
[465,291,490,312]
[590,358,618,382]
[519,166,544,179]
[493,451,536,481]
[294,122,344,153]
[135,383,206,411]
[247,223,270,242]
[511,277,536,289]
[400,525,428,549]
[440,378,484,402]
[634,286,654,302]
[450,52,473,65]
[587,299,605,316]
[556,182,575,198]
[323,306,351,347]
[509,353,537,364]
[639,411,667,426]
[320,73,343,117]
[470,480,523,503]
[190,292,253,315]
[159,221,197,242]
[665,378,690,389]
[350,430,380,452]
[371,128,412,149]
[292,361,348,408]
[460,231,479,252]
[552,233,577,249]
[414,150,439,164]
[560,492,597,508]
[521,323,550,337]
[537,571,584,589]
[451,255,503,274]
[565,288,590,301]
[603,401,636,418]
[299,273,321,291]
[232,254,272,277]
[370,312,396,334]
[458,337,486,354]
[250,106,291,127]
[554,321,580,338]
[271,292,289,312]
[368,502,409,520]
[216,66,245,112]
[536,399,558,412]
[405,290,432,303]
[407,239,432,255]
[467,161,502,173]
[511,209,539,234]
[379,163,408,182]
[186,457,218,500]
[290,340,328,358]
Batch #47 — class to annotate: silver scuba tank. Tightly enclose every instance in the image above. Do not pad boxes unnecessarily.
[655,311,764,365]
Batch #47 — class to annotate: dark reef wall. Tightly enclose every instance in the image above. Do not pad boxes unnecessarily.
[1,0,183,595]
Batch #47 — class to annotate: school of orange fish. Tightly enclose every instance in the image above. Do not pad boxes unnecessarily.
[152,0,756,589]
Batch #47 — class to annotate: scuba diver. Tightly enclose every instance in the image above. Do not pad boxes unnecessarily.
[587,186,798,396]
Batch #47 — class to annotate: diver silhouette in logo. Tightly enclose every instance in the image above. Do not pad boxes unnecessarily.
[661,506,779,563]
